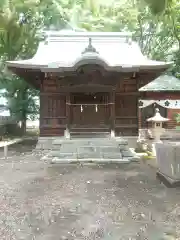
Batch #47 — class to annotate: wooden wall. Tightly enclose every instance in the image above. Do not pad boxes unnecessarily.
[40,76,67,136]
[114,70,164,136]
[39,69,165,137]
[115,77,138,136]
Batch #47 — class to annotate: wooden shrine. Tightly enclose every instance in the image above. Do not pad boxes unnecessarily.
[6,30,171,137]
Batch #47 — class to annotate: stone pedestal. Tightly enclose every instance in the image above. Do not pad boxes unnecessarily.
[156,142,180,185]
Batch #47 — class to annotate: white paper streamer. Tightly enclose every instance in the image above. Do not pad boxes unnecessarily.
[81,105,83,112]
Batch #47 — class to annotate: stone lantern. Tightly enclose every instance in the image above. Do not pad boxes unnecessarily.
[147,108,169,156]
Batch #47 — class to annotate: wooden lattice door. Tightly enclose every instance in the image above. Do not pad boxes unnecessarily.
[70,93,110,127]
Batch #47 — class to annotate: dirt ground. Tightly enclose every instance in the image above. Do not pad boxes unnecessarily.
[0,139,180,239]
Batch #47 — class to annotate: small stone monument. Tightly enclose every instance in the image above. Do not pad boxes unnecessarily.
[147,108,169,156]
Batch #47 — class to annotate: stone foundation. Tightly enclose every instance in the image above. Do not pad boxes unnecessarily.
[39,137,139,163]
[36,136,139,151]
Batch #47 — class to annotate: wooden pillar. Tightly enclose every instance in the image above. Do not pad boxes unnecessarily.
[65,93,71,138]
[138,107,142,129]
[39,75,44,136]
[110,91,115,137]
[138,107,142,139]
[39,93,43,136]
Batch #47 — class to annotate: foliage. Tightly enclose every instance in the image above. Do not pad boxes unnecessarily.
[0,0,43,132]
[174,113,180,124]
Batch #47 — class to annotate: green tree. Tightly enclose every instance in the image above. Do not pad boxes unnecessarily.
[0,0,43,134]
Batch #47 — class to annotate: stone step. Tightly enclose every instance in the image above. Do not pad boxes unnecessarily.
[41,137,139,163]
[70,127,110,131]
[51,157,130,164]
[53,137,124,145]
[47,146,136,159]
[70,132,110,139]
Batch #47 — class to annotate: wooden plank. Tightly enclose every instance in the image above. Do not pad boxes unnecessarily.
[0,138,23,159]
[116,116,137,119]
[115,92,140,96]
[115,124,138,128]
[0,138,22,147]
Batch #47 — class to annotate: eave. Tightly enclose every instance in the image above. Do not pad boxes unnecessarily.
[139,74,180,92]
[6,60,172,73]
[8,66,44,89]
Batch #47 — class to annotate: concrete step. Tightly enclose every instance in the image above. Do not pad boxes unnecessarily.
[41,137,139,164]
[53,138,116,146]
[51,157,130,164]
[45,146,136,160]
[70,132,110,138]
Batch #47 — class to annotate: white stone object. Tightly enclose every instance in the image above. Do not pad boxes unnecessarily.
[147,108,169,156]
[147,108,169,142]
[156,142,180,182]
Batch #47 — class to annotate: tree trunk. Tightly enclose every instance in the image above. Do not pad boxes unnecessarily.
[21,115,26,135]
[20,88,28,135]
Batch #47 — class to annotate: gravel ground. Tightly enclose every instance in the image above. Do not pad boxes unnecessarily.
[0,140,180,239]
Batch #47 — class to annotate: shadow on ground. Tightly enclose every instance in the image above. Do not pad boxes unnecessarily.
[0,139,179,239]
[0,138,38,156]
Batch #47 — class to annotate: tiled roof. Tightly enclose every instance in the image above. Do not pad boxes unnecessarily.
[139,75,180,92]
[6,30,172,72]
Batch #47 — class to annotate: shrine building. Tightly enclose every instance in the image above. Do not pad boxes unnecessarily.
[139,74,180,130]
[6,30,172,138]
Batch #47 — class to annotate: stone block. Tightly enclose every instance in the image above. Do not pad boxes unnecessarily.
[102,152,122,159]
[50,151,77,159]
[78,153,101,159]
[51,157,78,164]
[90,141,116,147]
[60,145,77,153]
[121,150,135,158]
[100,146,121,153]
[156,142,180,181]
[78,146,96,153]
[116,138,128,145]
[119,144,129,151]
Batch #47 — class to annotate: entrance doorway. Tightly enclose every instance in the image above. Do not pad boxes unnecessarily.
[70,92,110,127]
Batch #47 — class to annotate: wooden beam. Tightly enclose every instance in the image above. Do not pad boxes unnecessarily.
[110,91,115,136]
[115,124,138,128]
[66,93,71,134]
[116,92,140,96]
